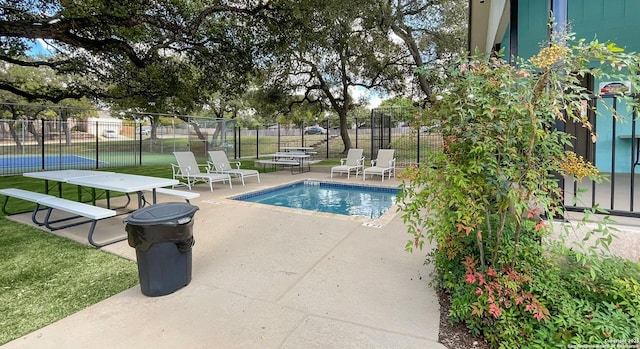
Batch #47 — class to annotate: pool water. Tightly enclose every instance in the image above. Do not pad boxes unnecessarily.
[233,181,399,219]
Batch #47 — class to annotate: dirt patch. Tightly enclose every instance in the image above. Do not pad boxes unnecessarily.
[438,289,491,349]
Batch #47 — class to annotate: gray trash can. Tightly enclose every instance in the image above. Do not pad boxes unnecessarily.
[125,202,199,297]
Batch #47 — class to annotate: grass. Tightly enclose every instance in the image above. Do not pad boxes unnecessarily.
[0,220,139,344]
[0,164,180,345]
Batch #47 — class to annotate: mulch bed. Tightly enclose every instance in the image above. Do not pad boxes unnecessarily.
[438,289,491,349]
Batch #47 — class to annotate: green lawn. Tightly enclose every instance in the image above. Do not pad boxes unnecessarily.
[0,221,139,344]
[0,165,174,345]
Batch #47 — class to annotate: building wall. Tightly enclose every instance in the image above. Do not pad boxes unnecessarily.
[517,0,549,59]
[570,0,640,172]
[511,0,640,58]
[571,0,640,51]
[506,0,640,173]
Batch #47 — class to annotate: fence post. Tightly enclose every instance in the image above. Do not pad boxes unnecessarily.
[233,124,242,159]
[95,120,99,168]
[40,119,45,170]
[631,108,637,211]
[611,98,617,210]
[57,119,62,168]
[256,127,259,158]
[325,121,329,159]
[138,122,142,165]
[417,130,421,167]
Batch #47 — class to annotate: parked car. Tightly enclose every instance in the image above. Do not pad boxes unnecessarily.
[136,128,150,135]
[420,123,441,133]
[304,126,327,135]
[102,130,117,138]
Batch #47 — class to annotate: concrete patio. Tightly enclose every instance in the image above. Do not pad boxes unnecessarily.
[2,169,447,349]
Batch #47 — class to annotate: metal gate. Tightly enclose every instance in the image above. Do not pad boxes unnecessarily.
[370,108,393,160]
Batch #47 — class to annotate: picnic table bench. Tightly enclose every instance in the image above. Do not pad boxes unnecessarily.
[0,188,121,248]
[143,187,200,204]
[256,150,323,174]
[255,159,301,173]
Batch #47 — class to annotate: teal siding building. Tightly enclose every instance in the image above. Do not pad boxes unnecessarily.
[469,0,640,173]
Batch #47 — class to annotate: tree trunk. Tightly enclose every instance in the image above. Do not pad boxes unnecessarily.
[210,126,223,147]
[338,109,352,153]
[26,120,42,147]
[391,23,432,99]
[59,110,72,146]
[191,122,206,140]
[6,120,23,151]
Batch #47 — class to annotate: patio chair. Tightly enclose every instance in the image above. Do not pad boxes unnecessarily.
[207,151,260,186]
[330,148,364,179]
[363,149,396,182]
[172,152,232,191]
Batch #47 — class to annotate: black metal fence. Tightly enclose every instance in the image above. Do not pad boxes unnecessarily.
[0,113,237,175]
[562,94,640,218]
[232,121,442,168]
[4,103,640,218]
[0,106,443,176]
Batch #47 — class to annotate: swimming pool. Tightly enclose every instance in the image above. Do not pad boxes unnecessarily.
[233,180,399,219]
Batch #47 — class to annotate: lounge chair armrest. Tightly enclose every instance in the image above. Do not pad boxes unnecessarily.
[207,160,227,173]
[172,163,193,175]
[340,158,347,165]
[370,159,377,166]
[234,161,242,169]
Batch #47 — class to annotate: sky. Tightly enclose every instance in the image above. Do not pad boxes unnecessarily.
[350,86,383,109]
[26,39,53,57]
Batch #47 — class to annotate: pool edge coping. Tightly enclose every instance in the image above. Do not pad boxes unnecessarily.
[210,177,401,227]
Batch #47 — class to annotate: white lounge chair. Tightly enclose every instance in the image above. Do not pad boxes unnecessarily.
[172,151,232,191]
[331,149,364,179]
[207,151,260,186]
[363,149,396,182]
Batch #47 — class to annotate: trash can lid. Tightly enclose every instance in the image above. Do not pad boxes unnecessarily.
[125,202,199,225]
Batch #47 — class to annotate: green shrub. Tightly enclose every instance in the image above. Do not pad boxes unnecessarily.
[398,31,640,348]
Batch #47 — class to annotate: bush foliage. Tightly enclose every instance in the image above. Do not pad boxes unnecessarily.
[398,31,640,348]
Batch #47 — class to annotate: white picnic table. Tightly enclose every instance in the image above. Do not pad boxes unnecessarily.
[66,173,179,209]
[261,152,312,174]
[24,170,114,197]
[24,170,178,209]
[16,170,179,247]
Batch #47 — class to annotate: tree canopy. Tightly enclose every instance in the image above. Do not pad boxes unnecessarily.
[0,0,268,104]
[0,0,468,149]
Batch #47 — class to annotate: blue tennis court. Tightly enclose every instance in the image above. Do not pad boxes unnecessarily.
[0,155,102,169]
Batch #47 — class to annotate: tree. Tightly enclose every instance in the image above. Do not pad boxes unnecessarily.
[0,0,268,106]
[0,0,283,150]
[377,0,468,103]
[262,0,408,152]
[0,62,95,148]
